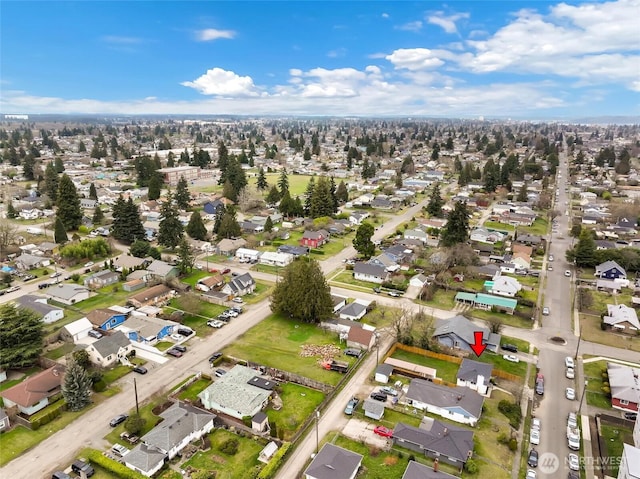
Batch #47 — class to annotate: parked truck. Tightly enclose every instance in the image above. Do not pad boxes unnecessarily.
[321,360,349,373]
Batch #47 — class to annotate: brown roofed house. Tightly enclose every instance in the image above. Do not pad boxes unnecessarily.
[0,365,65,415]
[128,284,174,309]
[347,326,375,350]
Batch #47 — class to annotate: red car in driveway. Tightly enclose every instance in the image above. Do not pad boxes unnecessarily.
[373,426,393,438]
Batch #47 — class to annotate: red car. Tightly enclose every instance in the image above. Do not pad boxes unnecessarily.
[209,269,219,273]
[373,426,393,438]
[222,268,231,274]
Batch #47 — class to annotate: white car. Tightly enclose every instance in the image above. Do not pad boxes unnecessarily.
[532,418,541,431]
[530,428,540,445]
[568,412,578,428]
[568,433,580,450]
[170,334,184,342]
[566,388,576,400]
[549,254,554,262]
[542,307,550,316]
[565,270,571,277]
[566,367,575,379]
[232,297,244,304]
[526,470,537,479]
[207,320,225,328]
[84,261,94,267]
[503,354,520,363]
[565,356,575,369]
[111,444,128,457]
[568,453,580,471]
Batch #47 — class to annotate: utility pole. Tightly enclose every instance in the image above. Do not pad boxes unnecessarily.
[134,377,140,415]
[315,410,320,454]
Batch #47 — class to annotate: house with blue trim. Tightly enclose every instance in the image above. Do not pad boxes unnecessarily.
[86,307,128,331]
[117,313,176,344]
[595,260,627,280]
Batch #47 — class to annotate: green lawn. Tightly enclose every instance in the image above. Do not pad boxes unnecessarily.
[520,217,549,236]
[101,364,133,384]
[579,313,640,353]
[266,383,325,440]
[104,396,164,446]
[415,288,457,310]
[180,270,211,287]
[469,308,535,329]
[483,221,515,232]
[500,336,531,354]
[600,424,633,477]
[390,349,461,383]
[241,280,274,305]
[330,270,380,291]
[44,342,76,360]
[64,286,131,312]
[177,378,212,402]
[183,429,264,479]
[223,313,355,385]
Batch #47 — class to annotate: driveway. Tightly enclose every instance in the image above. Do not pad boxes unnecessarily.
[342,418,392,449]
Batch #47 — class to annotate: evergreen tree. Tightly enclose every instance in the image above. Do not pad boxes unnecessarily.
[22,154,36,181]
[426,183,444,217]
[222,179,237,202]
[44,162,59,203]
[309,177,333,219]
[157,194,183,249]
[54,217,68,244]
[6,201,17,219]
[226,157,247,194]
[88,183,98,201]
[256,167,268,191]
[217,141,229,175]
[517,182,528,202]
[329,176,338,213]
[92,205,104,225]
[62,359,92,411]
[353,222,375,259]
[264,216,273,233]
[148,173,161,200]
[56,174,82,230]
[112,195,145,244]
[186,210,207,240]
[336,180,349,203]
[270,258,333,323]
[0,303,43,369]
[440,201,470,247]
[175,175,191,210]
[266,185,281,205]
[304,177,315,216]
[217,206,241,239]
[176,237,195,274]
[130,240,152,258]
[212,204,226,236]
[395,170,403,189]
[570,229,597,267]
[278,168,289,195]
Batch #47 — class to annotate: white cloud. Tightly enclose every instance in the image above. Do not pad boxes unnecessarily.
[396,21,423,32]
[181,68,257,97]
[194,29,236,41]
[381,13,389,19]
[427,12,470,34]
[386,48,446,71]
[102,35,143,44]
[327,48,347,58]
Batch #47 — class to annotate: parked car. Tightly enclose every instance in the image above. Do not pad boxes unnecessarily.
[232,297,244,303]
[567,453,580,471]
[344,397,359,415]
[111,444,129,457]
[170,333,184,342]
[373,426,393,438]
[531,418,541,431]
[222,268,231,274]
[132,366,148,375]
[172,345,187,353]
[501,344,518,353]
[565,356,575,369]
[370,392,387,402]
[548,265,553,271]
[6,286,20,293]
[87,329,103,339]
[565,388,576,400]
[548,254,554,262]
[503,354,520,363]
[52,471,72,479]
[526,470,537,479]
[215,368,227,377]
[71,460,95,478]
[344,348,362,358]
[120,431,139,444]
[109,414,128,427]
[387,291,401,297]
[207,319,225,328]
[380,386,398,396]
[624,412,638,420]
[528,449,539,468]
[542,307,550,316]
[566,367,575,379]
[177,328,193,337]
[50,272,62,278]
[84,261,94,267]
[567,412,578,429]
[166,348,183,358]
[209,352,222,362]
[530,428,540,445]
[565,270,571,277]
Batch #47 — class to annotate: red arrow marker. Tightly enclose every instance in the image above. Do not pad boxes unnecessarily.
[470,331,487,357]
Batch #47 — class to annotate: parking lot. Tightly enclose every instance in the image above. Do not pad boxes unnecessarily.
[341,418,392,449]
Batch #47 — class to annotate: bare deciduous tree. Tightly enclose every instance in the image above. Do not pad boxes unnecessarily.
[0,220,18,260]
[237,186,264,213]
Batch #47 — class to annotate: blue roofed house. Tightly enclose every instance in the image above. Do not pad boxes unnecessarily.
[595,260,627,280]
[432,315,501,353]
[125,401,216,477]
[202,199,225,219]
[86,307,128,331]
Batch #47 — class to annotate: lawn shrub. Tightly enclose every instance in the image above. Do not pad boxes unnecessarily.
[92,380,107,392]
[219,438,239,455]
[498,400,522,429]
[84,448,146,478]
[465,458,479,474]
[30,399,66,430]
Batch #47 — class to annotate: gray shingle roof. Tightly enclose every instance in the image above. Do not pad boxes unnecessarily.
[353,262,387,278]
[393,418,474,463]
[90,331,130,358]
[406,378,484,420]
[304,443,362,479]
[457,359,493,382]
[433,315,491,346]
[15,295,61,316]
[402,461,461,479]
[125,443,166,473]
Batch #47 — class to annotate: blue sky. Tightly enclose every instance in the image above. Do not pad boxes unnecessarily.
[1,0,639,118]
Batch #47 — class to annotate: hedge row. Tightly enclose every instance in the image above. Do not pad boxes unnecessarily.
[257,442,291,479]
[83,449,146,479]
[30,399,66,430]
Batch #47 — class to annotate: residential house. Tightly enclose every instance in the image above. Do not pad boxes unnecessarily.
[198,365,273,420]
[277,245,309,257]
[125,401,216,477]
[259,251,294,267]
[401,461,459,479]
[15,295,64,324]
[113,255,149,271]
[372,195,393,210]
[331,295,347,313]
[349,211,370,225]
[117,313,177,343]
[60,317,94,343]
[339,302,368,321]
[86,307,128,331]
[304,443,362,479]
[128,284,174,309]
[202,199,225,218]
[146,260,179,281]
[470,228,506,244]
[0,408,9,432]
[409,274,430,288]
[595,260,627,280]
[393,417,474,467]
[353,263,389,284]
[0,365,65,416]
[80,198,97,209]
[405,378,484,426]
[15,253,50,270]
[235,248,261,262]
[363,399,385,420]
[511,251,531,271]
[300,230,329,249]
[432,315,501,353]
[607,363,640,413]
[84,331,133,368]
[456,359,493,396]
[604,305,640,333]
[369,253,400,272]
[619,444,640,479]
[221,273,256,297]
[488,275,522,298]
[240,221,264,234]
[83,270,120,289]
[346,324,375,350]
[514,234,543,246]
[196,275,225,292]
[44,284,90,305]
[216,237,247,256]
[404,228,428,244]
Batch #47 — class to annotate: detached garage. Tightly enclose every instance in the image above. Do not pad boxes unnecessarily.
[60,317,93,343]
